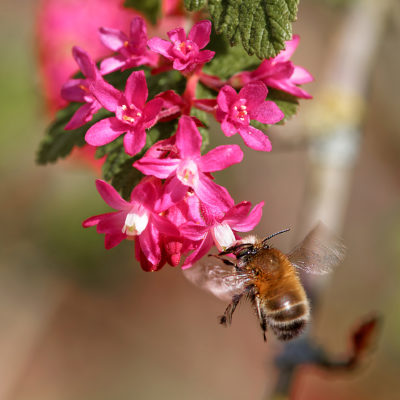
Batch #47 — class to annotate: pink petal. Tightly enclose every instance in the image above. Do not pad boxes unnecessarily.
[274,35,300,62]
[195,174,234,212]
[97,211,126,233]
[158,177,187,210]
[142,98,163,128]
[176,116,202,158]
[125,70,148,109]
[238,126,272,152]
[250,101,284,124]
[82,212,115,228]
[95,180,130,210]
[224,201,264,232]
[131,177,158,206]
[147,37,173,59]
[199,145,243,172]
[105,232,126,249]
[220,117,237,137]
[217,85,237,112]
[180,222,209,241]
[123,128,147,156]
[134,157,180,179]
[85,117,126,146]
[172,59,190,71]
[129,17,147,51]
[100,55,127,75]
[239,81,268,110]
[188,20,211,49]
[90,78,122,112]
[194,50,215,65]
[268,79,312,99]
[72,46,97,80]
[167,27,186,44]
[61,79,86,102]
[265,60,294,80]
[98,27,128,51]
[182,234,214,269]
[65,102,97,130]
[223,202,252,222]
[152,214,180,236]
[139,224,161,265]
[291,65,314,84]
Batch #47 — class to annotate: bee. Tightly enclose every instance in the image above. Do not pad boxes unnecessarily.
[184,224,345,342]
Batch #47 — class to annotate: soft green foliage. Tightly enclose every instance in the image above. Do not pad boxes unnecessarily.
[96,120,179,199]
[208,0,299,59]
[184,0,207,11]
[36,105,112,164]
[123,0,160,24]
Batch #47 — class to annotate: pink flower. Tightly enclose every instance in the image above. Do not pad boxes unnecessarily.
[147,20,215,73]
[230,35,313,99]
[180,200,264,268]
[85,70,163,156]
[216,81,284,151]
[37,0,138,113]
[83,178,179,269]
[133,116,242,211]
[60,46,102,130]
[99,17,159,75]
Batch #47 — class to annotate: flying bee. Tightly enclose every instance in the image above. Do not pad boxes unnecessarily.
[184,224,345,342]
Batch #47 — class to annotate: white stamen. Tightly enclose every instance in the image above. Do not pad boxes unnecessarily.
[212,223,236,251]
[122,211,149,236]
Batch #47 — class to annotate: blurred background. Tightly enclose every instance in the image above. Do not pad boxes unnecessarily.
[1,0,400,399]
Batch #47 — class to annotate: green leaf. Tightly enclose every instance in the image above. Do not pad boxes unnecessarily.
[208,0,299,59]
[36,104,112,165]
[184,0,207,11]
[97,120,178,199]
[123,0,160,24]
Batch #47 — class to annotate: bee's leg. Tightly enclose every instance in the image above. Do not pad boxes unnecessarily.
[253,295,268,342]
[219,285,254,326]
[219,293,243,326]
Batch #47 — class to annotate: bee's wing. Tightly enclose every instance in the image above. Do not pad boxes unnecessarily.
[183,256,251,301]
[288,223,346,274]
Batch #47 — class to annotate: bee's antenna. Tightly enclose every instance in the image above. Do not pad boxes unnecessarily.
[262,228,290,244]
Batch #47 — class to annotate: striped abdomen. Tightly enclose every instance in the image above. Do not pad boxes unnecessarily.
[262,290,310,341]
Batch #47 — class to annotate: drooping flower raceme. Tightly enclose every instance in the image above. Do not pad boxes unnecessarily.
[61,47,102,130]
[99,16,159,75]
[230,35,313,99]
[83,178,179,268]
[41,15,314,272]
[179,200,264,268]
[148,20,215,73]
[216,81,284,151]
[85,70,163,156]
[134,116,243,211]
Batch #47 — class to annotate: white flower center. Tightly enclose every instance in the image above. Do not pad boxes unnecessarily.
[122,210,149,236]
[212,223,236,252]
[177,160,199,187]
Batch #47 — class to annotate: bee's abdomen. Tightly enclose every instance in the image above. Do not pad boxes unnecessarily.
[265,293,309,341]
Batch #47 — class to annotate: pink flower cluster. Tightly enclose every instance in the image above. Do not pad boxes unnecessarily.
[59,17,312,270]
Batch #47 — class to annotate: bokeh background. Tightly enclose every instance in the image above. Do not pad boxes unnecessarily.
[1,0,400,399]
